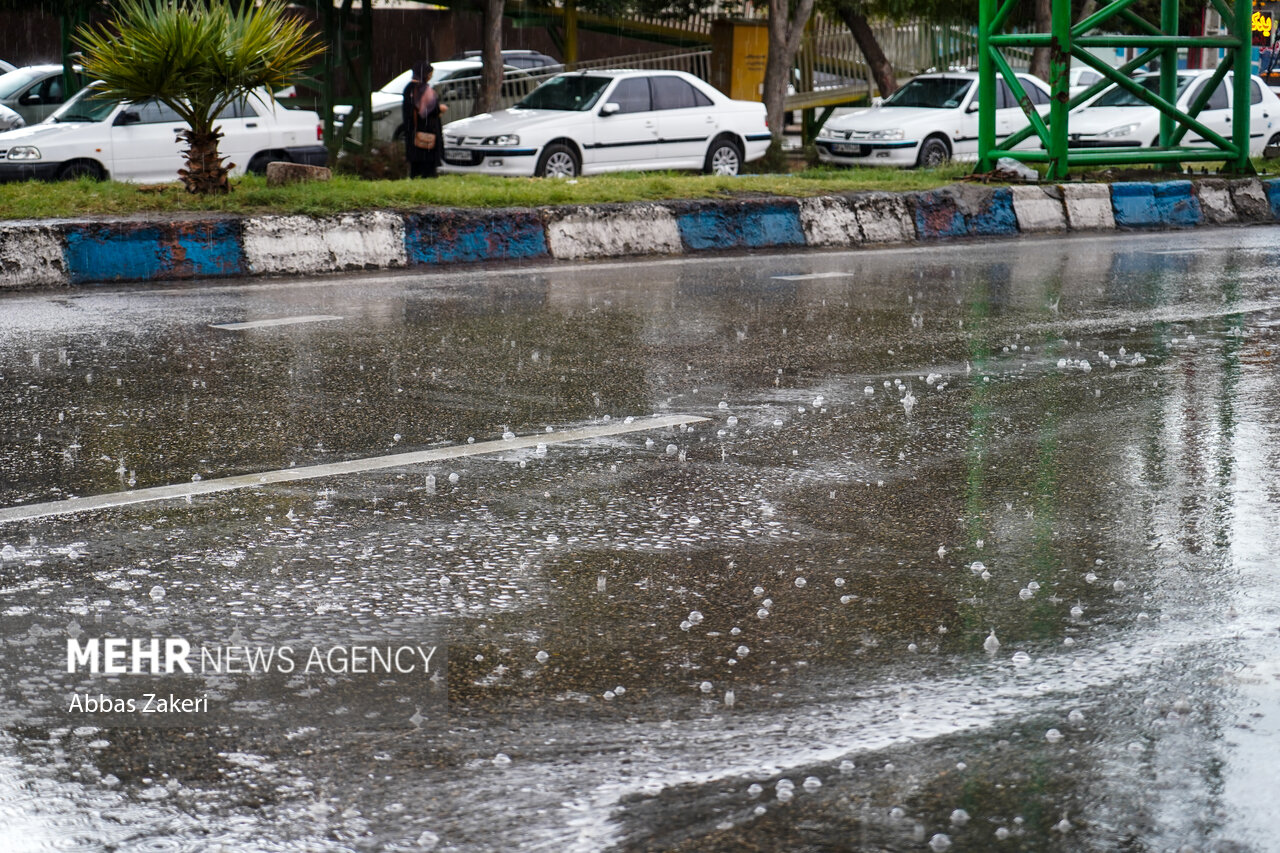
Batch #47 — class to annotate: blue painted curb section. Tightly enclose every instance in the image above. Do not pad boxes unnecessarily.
[1,177,1277,289]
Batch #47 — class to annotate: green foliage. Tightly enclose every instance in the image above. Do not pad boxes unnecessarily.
[0,167,985,220]
[74,0,322,136]
[817,0,975,26]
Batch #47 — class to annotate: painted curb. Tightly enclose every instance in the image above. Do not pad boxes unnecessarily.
[4,178,1279,290]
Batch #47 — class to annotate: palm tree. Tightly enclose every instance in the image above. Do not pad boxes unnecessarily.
[74,0,321,194]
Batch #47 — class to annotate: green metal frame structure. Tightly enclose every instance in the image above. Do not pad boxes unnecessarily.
[977,0,1256,178]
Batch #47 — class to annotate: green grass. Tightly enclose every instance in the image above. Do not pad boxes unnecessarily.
[0,166,975,220]
[2,159,1274,221]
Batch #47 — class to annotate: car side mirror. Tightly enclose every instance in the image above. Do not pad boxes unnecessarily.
[18,92,40,105]
[600,102,620,116]
[115,110,141,126]
[966,101,980,113]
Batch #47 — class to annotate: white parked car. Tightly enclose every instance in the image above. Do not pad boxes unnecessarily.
[815,71,1051,168]
[0,86,326,183]
[1065,70,1280,153]
[0,64,74,125]
[336,59,535,142]
[440,69,770,177]
[0,102,22,132]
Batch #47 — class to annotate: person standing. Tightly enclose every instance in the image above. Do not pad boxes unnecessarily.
[403,60,446,178]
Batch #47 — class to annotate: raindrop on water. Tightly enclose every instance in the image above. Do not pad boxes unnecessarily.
[951,809,970,826]
[984,630,1000,654]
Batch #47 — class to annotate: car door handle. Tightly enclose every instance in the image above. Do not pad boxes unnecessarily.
[246,122,257,128]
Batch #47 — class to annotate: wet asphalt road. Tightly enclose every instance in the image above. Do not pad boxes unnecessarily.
[1,229,1279,852]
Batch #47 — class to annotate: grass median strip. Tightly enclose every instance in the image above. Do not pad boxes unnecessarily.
[0,168,975,220]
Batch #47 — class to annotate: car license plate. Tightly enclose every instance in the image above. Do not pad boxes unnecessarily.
[831,143,867,155]
[443,149,472,164]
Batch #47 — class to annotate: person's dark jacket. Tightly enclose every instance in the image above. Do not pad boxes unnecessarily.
[403,81,443,168]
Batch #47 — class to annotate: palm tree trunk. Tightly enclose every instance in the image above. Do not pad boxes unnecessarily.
[179,128,231,195]
[1030,0,1052,80]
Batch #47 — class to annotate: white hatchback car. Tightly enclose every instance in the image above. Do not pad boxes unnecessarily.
[815,71,1051,168]
[1065,70,1280,153]
[0,86,326,183]
[440,69,770,177]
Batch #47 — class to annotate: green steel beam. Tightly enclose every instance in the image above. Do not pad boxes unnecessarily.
[979,0,1253,177]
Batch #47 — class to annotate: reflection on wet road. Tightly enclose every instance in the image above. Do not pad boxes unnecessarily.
[1,229,1279,851]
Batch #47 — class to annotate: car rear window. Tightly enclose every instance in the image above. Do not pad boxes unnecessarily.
[651,76,712,110]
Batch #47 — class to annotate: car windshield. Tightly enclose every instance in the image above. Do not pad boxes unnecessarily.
[515,75,610,111]
[0,68,50,100]
[48,87,117,123]
[1093,74,1194,106]
[882,77,973,108]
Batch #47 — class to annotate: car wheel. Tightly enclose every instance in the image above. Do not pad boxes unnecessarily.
[56,160,103,181]
[536,143,579,178]
[703,137,743,176]
[916,136,950,168]
[1268,132,1280,147]
[247,152,282,175]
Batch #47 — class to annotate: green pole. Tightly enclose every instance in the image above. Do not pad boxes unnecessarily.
[1049,0,1072,178]
[1159,0,1178,149]
[1230,0,1254,172]
[978,0,996,171]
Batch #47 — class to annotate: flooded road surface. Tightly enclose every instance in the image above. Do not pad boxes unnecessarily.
[1,228,1279,852]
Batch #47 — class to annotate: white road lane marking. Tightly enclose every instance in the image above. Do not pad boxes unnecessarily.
[0,415,709,524]
[770,272,851,281]
[210,314,344,330]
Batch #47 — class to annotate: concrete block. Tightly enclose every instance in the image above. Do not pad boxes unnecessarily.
[798,196,862,246]
[1061,183,1115,230]
[959,186,1018,236]
[850,192,916,243]
[913,185,1017,239]
[265,162,332,187]
[243,212,406,275]
[1227,178,1272,221]
[1009,185,1067,232]
[912,188,965,239]
[403,208,548,266]
[675,199,805,251]
[1194,179,1236,224]
[0,223,67,289]
[1109,182,1160,227]
[63,218,244,284]
[547,204,682,259]
[1152,180,1202,227]
[1263,178,1280,220]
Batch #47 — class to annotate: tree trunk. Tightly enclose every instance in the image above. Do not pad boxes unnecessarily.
[834,5,897,97]
[1030,0,1052,80]
[476,0,504,115]
[763,0,816,153]
[179,128,231,195]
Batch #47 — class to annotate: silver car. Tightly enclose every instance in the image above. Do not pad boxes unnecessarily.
[0,102,23,132]
[0,65,74,125]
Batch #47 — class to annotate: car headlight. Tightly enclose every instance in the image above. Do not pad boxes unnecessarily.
[817,126,839,139]
[1099,123,1140,138]
[372,109,393,120]
[482,134,520,146]
[6,146,41,161]
[866,128,904,140]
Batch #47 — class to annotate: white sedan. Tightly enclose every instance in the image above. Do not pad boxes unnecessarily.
[1065,70,1280,154]
[816,71,1051,168]
[440,69,770,177]
[0,86,326,183]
